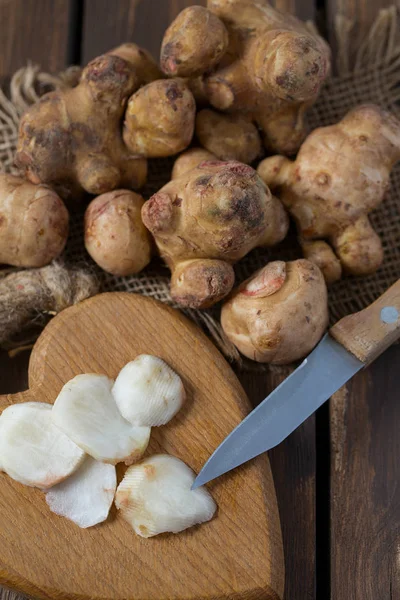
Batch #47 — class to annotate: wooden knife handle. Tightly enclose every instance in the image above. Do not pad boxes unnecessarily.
[330,279,400,365]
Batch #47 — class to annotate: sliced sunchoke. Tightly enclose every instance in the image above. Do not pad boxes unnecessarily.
[52,374,150,465]
[112,355,185,427]
[45,457,116,528]
[115,455,217,537]
[0,402,85,489]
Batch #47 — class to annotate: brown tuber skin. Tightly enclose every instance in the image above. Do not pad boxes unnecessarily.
[196,109,262,164]
[257,105,400,283]
[0,174,68,268]
[84,190,152,276]
[142,160,288,308]
[160,6,229,78]
[123,79,196,158]
[171,148,217,179]
[16,44,154,199]
[161,0,331,155]
[221,259,329,364]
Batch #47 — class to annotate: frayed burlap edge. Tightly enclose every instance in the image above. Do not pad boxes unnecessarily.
[1,8,399,371]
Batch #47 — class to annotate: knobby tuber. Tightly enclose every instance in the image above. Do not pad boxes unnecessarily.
[16,44,196,200]
[161,0,331,155]
[16,44,153,199]
[0,174,68,268]
[0,261,99,347]
[142,160,288,308]
[196,109,262,163]
[257,105,400,282]
[171,148,217,179]
[84,190,152,276]
[123,78,196,158]
[221,259,328,364]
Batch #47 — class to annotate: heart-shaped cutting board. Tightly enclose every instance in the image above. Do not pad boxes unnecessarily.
[0,292,284,600]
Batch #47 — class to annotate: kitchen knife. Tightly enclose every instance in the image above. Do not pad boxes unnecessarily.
[193,279,400,489]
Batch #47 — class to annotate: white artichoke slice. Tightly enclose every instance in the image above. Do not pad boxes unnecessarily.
[46,456,117,528]
[52,374,150,465]
[112,355,186,426]
[0,402,85,489]
[115,454,217,537]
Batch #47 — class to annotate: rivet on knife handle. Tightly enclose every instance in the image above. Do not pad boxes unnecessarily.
[330,279,400,365]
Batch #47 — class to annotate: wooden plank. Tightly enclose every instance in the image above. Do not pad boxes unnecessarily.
[330,344,400,600]
[0,0,76,77]
[240,370,316,600]
[326,0,396,61]
[82,0,207,63]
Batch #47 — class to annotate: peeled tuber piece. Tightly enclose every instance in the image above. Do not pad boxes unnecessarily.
[171,148,217,179]
[196,109,262,164]
[257,104,400,281]
[0,402,85,489]
[123,79,196,158]
[45,457,117,529]
[113,355,185,426]
[221,259,329,364]
[115,454,217,537]
[0,174,68,268]
[84,190,152,276]
[142,160,289,308]
[161,0,331,155]
[16,45,152,199]
[161,6,229,77]
[52,374,151,465]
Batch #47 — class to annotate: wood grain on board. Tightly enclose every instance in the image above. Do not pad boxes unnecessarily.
[0,293,284,600]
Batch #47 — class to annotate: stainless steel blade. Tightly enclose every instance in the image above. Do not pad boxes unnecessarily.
[193,334,363,489]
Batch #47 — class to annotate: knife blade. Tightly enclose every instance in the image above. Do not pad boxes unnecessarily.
[193,280,400,489]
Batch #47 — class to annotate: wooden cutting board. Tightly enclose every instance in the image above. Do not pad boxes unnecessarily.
[0,292,284,600]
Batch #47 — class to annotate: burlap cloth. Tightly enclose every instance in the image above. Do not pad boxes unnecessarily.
[0,8,399,368]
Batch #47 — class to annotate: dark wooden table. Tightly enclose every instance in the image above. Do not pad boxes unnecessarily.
[0,1,399,599]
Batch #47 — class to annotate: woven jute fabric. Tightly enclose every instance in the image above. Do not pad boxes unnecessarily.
[1,8,399,367]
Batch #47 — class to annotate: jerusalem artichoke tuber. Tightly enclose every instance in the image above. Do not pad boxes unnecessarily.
[161,0,331,155]
[84,190,152,276]
[221,259,329,364]
[257,105,400,282]
[0,174,68,268]
[142,160,288,308]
